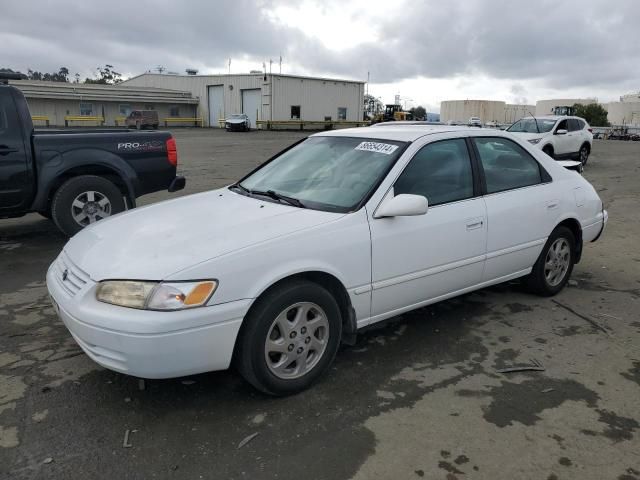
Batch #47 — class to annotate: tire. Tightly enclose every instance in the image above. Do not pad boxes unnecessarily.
[51,175,126,237]
[234,280,343,396]
[542,145,554,158]
[152,124,159,130]
[579,144,590,166]
[524,226,575,296]
[136,122,141,130]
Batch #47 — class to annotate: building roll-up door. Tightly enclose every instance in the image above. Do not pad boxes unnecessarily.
[207,85,224,127]
[241,89,261,129]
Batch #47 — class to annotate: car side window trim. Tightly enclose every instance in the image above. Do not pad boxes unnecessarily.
[469,136,552,196]
[390,137,478,208]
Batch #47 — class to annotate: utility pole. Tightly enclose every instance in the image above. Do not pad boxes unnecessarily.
[279,55,282,74]
[228,58,231,74]
[269,59,273,75]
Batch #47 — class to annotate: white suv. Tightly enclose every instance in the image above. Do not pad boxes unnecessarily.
[507,116,593,166]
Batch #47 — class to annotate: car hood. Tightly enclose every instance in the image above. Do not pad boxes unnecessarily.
[226,118,247,124]
[64,189,343,281]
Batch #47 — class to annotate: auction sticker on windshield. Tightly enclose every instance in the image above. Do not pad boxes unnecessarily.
[355,142,399,155]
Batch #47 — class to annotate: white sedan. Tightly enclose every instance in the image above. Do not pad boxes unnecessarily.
[46,126,607,395]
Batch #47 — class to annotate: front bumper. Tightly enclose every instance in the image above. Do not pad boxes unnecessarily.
[46,257,250,379]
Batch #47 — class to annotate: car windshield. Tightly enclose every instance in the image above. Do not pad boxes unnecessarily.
[236,136,406,212]
[230,114,245,119]
[508,118,556,133]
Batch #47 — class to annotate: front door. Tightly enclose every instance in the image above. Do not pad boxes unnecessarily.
[369,138,487,320]
[553,119,573,155]
[0,91,32,212]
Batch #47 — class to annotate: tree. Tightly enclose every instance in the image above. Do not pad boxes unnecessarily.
[363,94,384,119]
[573,103,609,127]
[85,64,123,84]
[409,106,427,120]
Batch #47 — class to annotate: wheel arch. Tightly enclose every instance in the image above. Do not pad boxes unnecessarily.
[555,217,583,263]
[37,164,135,212]
[237,270,357,353]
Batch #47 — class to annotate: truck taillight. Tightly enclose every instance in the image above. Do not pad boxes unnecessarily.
[166,137,178,166]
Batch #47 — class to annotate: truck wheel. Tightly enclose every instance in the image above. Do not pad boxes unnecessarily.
[234,280,342,396]
[51,175,125,236]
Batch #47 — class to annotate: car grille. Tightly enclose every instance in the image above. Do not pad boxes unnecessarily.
[53,252,90,296]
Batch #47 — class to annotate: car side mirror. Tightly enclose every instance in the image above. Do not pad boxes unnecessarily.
[374,194,428,218]
[555,129,567,135]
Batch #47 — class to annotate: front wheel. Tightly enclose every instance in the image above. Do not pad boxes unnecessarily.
[51,175,126,236]
[524,226,575,296]
[234,280,342,395]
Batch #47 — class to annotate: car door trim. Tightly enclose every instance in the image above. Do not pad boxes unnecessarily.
[371,253,486,291]
[485,237,546,260]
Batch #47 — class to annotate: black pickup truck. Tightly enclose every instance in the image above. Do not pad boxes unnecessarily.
[0,74,185,236]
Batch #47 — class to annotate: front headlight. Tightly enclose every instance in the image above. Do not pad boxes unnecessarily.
[528,138,542,144]
[96,280,218,310]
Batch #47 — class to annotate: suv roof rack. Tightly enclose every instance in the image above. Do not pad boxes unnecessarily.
[0,72,25,84]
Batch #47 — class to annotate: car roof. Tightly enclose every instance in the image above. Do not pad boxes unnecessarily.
[312,125,494,142]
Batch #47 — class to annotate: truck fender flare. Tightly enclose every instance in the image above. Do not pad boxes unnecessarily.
[31,149,138,211]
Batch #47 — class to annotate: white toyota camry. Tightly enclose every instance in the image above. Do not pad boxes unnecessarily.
[47,126,607,395]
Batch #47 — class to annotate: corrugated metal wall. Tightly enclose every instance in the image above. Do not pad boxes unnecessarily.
[123,73,365,127]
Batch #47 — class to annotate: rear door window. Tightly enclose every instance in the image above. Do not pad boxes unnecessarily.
[473,137,543,194]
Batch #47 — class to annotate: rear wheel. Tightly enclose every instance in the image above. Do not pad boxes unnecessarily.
[51,175,125,236]
[525,226,575,296]
[234,280,342,395]
[579,144,590,166]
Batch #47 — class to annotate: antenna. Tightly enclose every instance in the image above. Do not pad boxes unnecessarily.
[527,110,540,133]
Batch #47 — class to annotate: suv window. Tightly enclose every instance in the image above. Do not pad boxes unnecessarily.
[473,137,542,194]
[556,119,568,132]
[394,138,474,206]
[568,119,581,131]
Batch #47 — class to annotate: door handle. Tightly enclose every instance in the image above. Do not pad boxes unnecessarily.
[466,218,484,230]
[0,145,19,155]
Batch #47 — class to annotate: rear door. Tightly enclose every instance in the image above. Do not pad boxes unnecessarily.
[472,136,557,281]
[0,90,32,212]
[567,118,583,153]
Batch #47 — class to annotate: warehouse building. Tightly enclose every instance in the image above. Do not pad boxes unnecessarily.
[121,72,366,128]
[8,80,198,127]
[440,100,535,125]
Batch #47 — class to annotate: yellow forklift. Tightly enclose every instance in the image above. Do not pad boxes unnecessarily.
[373,104,413,123]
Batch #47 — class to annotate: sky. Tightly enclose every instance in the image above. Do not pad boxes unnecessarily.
[1,0,639,112]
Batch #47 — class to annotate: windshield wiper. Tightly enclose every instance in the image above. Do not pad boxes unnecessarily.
[230,184,306,208]
[251,189,307,208]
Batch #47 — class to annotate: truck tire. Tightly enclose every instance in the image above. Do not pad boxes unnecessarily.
[51,175,125,236]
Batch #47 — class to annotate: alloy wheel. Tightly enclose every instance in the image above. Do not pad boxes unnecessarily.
[544,238,571,286]
[71,190,112,226]
[264,302,330,379]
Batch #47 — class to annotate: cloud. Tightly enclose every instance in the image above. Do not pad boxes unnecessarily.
[1,0,638,102]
